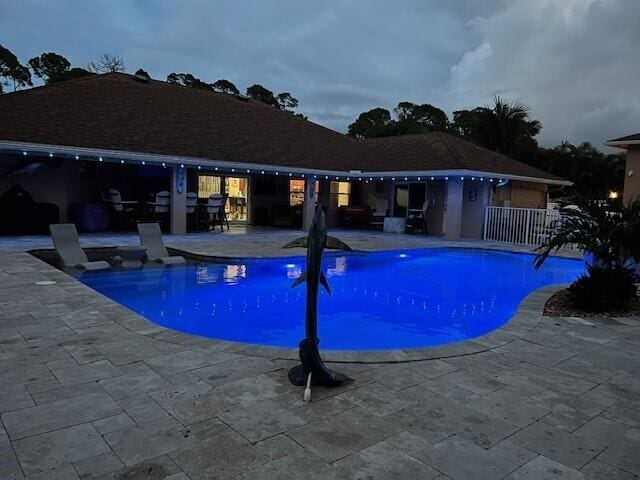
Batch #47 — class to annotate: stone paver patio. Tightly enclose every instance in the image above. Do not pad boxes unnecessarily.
[0,231,637,479]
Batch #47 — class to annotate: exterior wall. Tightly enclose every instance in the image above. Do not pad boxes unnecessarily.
[461,181,490,239]
[623,148,640,204]
[443,179,464,240]
[0,156,96,222]
[492,180,548,209]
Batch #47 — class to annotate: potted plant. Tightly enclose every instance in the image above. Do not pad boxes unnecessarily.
[535,196,640,312]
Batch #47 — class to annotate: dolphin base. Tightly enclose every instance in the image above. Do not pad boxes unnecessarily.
[287,338,354,387]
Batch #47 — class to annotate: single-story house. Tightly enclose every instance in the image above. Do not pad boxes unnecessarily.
[605,132,640,204]
[0,72,567,239]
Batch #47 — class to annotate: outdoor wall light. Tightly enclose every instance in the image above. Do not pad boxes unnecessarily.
[120,160,125,164]
[49,153,53,157]
[99,157,103,162]
[430,176,435,180]
[197,166,201,170]
[246,169,250,173]
[22,151,27,155]
[445,176,449,180]
[162,162,166,167]
[142,161,146,165]
[275,172,278,175]
[75,155,79,160]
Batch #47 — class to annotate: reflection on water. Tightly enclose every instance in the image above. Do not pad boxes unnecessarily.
[77,248,584,350]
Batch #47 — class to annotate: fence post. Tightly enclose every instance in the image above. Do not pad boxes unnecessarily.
[483,207,490,240]
[524,209,531,245]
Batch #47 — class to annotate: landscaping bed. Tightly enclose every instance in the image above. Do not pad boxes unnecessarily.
[544,287,640,317]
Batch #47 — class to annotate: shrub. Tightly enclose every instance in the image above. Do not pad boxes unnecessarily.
[568,265,639,312]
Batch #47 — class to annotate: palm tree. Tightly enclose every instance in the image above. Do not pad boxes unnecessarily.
[535,196,640,269]
[483,96,542,157]
[535,196,640,311]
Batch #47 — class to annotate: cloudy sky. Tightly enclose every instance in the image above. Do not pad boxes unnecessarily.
[1,0,638,150]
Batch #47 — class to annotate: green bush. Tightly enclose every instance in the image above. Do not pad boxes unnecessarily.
[568,265,639,312]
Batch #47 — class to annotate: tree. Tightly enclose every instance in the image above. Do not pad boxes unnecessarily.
[347,108,394,139]
[0,44,31,93]
[212,79,239,95]
[394,102,449,133]
[276,92,299,113]
[535,142,625,199]
[450,97,541,162]
[246,84,278,107]
[88,53,125,73]
[28,52,92,83]
[166,72,212,90]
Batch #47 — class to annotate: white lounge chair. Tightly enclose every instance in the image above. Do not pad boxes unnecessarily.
[49,224,110,271]
[137,223,185,265]
[370,198,388,230]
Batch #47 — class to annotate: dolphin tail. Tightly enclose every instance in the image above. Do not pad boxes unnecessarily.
[282,237,308,249]
[325,236,352,251]
[291,272,306,288]
[319,272,331,294]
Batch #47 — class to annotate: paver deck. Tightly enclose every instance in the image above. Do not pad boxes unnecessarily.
[0,231,637,479]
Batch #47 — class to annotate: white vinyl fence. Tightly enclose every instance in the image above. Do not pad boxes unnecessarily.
[483,206,565,247]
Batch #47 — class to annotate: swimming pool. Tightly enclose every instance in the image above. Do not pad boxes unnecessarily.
[77,248,584,350]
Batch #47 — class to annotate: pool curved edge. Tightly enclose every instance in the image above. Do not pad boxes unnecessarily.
[219,283,568,363]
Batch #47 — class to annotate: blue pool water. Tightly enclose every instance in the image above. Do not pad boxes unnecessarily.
[77,248,584,350]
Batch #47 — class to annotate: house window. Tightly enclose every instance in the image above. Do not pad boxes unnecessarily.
[289,180,305,206]
[198,175,221,199]
[289,180,320,206]
[330,181,351,208]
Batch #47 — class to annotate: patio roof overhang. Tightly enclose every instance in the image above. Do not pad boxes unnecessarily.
[0,139,572,186]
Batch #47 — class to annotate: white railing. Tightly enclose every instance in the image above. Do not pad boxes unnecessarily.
[483,206,565,247]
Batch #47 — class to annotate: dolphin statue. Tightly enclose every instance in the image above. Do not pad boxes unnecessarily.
[282,207,354,387]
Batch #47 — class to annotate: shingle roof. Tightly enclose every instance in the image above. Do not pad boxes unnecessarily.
[0,72,561,182]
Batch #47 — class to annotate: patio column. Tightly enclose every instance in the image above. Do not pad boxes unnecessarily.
[302,176,316,231]
[444,178,463,241]
[170,166,187,235]
[623,147,640,205]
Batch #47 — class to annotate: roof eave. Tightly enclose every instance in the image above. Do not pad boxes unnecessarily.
[0,139,570,185]
[604,140,640,149]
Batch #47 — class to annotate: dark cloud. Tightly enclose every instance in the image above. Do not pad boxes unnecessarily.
[1,0,637,149]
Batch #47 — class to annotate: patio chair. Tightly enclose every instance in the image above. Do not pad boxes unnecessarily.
[370,198,388,230]
[145,191,170,229]
[204,194,229,232]
[406,200,429,234]
[108,189,138,230]
[137,223,186,265]
[49,223,110,271]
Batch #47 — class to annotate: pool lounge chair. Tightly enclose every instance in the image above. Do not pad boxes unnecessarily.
[137,223,186,265]
[49,223,110,271]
